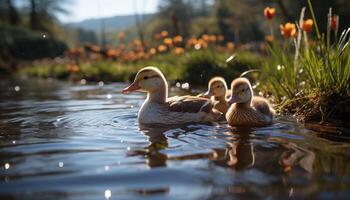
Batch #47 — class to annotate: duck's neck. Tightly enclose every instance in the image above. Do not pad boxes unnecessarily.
[147,86,168,103]
[236,98,252,108]
[214,95,226,102]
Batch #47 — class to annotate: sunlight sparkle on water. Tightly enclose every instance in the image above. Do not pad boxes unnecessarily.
[98,81,104,87]
[4,163,10,170]
[105,189,111,200]
[107,94,112,99]
[104,165,109,171]
[58,162,64,168]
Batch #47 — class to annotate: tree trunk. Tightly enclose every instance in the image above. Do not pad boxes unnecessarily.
[6,0,20,25]
[30,0,38,30]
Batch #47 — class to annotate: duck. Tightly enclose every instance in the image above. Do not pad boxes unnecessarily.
[226,77,275,126]
[122,66,222,125]
[203,77,230,114]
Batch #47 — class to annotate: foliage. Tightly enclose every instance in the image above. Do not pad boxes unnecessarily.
[260,2,350,123]
[1,25,67,60]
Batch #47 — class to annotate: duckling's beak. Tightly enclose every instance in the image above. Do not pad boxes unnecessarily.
[122,81,140,94]
[203,90,213,98]
[228,94,239,104]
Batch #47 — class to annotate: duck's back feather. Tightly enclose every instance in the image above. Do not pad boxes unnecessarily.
[167,95,214,113]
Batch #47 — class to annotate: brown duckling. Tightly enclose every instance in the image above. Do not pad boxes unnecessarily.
[203,77,230,114]
[226,78,275,126]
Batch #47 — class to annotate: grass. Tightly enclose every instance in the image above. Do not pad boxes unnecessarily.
[17,49,263,85]
[260,3,350,125]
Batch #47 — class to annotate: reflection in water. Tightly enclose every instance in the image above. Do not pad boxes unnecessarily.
[0,79,350,199]
[211,128,255,170]
[138,125,169,168]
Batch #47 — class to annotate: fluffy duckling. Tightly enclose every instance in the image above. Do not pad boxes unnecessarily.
[122,66,221,125]
[203,77,230,114]
[226,77,274,126]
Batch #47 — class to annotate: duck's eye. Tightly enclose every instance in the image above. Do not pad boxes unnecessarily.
[241,88,245,92]
[217,85,220,88]
[143,76,149,80]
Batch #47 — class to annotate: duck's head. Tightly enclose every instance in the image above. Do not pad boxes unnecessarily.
[122,66,167,94]
[204,77,227,99]
[228,77,253,104]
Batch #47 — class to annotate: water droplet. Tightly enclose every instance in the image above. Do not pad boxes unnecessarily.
[80,79,87,85]
[98,81,104,87]
[105,189,111,200]
[58,162,64,168]
[106,94,112,99]
[130,105,134,108]
[14,86,20,92]
[4,163,10,170]
[42,34,46,38]
[104,165,109,171]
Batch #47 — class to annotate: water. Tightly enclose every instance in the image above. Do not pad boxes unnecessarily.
[0,78,349,200]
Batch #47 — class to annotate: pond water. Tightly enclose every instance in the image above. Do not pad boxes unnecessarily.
[0,78,349,200]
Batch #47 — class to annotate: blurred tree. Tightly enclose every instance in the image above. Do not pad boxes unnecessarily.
[215,0,264,43]
[0,0,21,25]
[29,0,69,33]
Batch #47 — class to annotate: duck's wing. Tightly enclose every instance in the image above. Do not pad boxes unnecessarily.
[167,95,214,113]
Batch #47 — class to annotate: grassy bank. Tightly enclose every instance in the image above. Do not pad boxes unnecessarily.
[259,3,350,127]
[17,50,263,85]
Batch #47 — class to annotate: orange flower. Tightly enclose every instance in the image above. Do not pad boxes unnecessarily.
[226,42,234,51]
[202,34,210,42]
[173,47,184,55]
[301,19,313,32]
[173,35,183,44]
[66,64,80,73]
[158,45,167,52]
[331,15,339,31]
[106,49,118,58]
[264,7,276,20]
[280,23,297,38]
[161,30,168,38]
[186,36,197,48]
[265,35,274,42]
[217,35,224,42]
[163,37,173,46]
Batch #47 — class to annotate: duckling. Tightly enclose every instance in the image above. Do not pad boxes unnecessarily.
[203,77,230,114]
[122,66,222,125]
[226,77,274,126]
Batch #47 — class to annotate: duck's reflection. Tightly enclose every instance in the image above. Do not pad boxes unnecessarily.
[136,125,170,168]
[211,127,255,170]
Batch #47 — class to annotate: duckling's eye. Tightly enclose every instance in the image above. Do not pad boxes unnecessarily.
[143,76,149,80]
[241,88,245,92]
[217,85,220,88]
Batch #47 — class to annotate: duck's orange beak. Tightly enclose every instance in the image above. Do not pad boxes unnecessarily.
[122,81,140,94]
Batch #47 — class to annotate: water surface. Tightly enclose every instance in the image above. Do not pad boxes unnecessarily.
[0,78,349,199]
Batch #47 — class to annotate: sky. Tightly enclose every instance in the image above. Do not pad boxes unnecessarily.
[57,0,160,23]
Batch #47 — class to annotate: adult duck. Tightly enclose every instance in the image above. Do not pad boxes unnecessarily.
[226,77,274,126]
[122,66,221,125]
